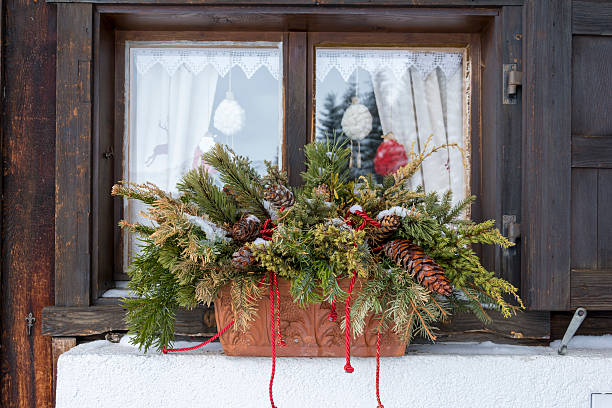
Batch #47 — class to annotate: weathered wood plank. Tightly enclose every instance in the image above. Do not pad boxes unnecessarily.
[500,6,523,289]
[42,305,548,344]
[92,10,117,299]
[597,169,612,268]
[79,5,499,33]
[55,3,93,307]
[52,337,77,403]
[0,1,57,407]
[572,136,612,168]
[522,0,572,310]
[42,305,217,337]
[571,269,612,309]
[285,32,308,186]
[479,11,502,277]
[47,0,523,5]
[573,0,612,35]
[552,311,612,339]
[571,36,612,138]
[570,168,598,270]
[426,311,550,344]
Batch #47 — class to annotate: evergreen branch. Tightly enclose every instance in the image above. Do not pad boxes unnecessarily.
[178,166,238,225]
[111,181,168,205]
[202,144,269,220]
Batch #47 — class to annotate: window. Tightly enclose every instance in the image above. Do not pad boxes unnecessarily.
[114,32,476,280]
[49,4,498,317]
[314,47,470,207]
[123,42,283,266]
[52,5,530,339]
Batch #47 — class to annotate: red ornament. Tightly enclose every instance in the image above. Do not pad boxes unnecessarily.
[374,134,409,176]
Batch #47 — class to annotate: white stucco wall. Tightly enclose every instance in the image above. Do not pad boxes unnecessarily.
[56,336,612,408]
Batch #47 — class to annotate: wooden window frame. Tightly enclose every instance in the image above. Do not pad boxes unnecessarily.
[44,2,550,343]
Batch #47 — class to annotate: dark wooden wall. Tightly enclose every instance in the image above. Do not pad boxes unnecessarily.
[0,0,611,407]
[0,0,57,407]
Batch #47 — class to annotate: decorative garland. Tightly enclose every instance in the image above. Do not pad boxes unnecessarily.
[113,138,523,406]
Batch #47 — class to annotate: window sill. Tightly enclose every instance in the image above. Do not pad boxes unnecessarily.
[56,337,612,407]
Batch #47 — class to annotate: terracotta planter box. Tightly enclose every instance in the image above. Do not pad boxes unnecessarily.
[215,278,407,357]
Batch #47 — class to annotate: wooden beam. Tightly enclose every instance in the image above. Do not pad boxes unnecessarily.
[0,0,57,406]
[552,311,612,339]
[55,3,93,306]
[52,337,77,404]
[521,0,572,310]
[42,305,217,337]
[285,32,307,186]
[46,0,524,5]
[425,311,550,344]
[499,6,523,289]
[42,304,548,344]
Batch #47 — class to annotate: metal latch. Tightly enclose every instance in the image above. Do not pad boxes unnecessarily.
[558,307,587,355]
[503,215,520,243]
[503,63,523,104]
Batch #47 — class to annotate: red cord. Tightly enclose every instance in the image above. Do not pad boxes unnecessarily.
[162,319,235,353]
[329,299,337,322]
[269,271,278,408]
[344,270,357,373]
[163,275,267,354]
[375,331,384,408]
[273,272,286,346]
[345,209,381,231]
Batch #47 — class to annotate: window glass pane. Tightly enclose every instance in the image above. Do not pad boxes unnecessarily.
[124,42,283,268]
[315,47,469,207]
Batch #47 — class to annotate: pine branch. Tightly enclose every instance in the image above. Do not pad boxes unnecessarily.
[111,181,168,205]
[178,165,238,226]
[123,243,180,352]
[301,137,351,200]
[202,144,269,220]
[231,274,266,331]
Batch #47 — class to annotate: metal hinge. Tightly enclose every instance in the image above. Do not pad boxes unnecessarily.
[503,63,523,104]
[503,215,521,243]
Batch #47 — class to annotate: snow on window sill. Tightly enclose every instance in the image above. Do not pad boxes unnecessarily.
[56,336,612,408]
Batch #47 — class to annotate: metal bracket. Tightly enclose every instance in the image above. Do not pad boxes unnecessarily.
[503,63,522,104]
[503,215,521,243]
[558,307,587,355]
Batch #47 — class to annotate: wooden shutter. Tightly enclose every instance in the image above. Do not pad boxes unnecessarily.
[523,0,612,310]
[569,1,612,310]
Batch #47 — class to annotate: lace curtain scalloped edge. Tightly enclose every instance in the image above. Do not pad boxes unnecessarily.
[133,47,282,80]
[316,49,463,82]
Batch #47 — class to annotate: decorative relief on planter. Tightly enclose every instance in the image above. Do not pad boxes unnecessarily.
[215,278,406,357]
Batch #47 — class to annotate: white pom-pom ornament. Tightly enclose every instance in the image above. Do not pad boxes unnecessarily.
[213,91,245,147]
[341,97,372,168]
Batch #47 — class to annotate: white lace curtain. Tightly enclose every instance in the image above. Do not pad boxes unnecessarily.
[317,48,468,205]
[133,47,282,80]
[124,46,281,266]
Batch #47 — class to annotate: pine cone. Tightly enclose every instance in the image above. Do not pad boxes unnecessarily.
[263,184,295,209]
[232,246,256,269]
[370,214,401,245]
[383,239,453,296]
[231,215,261,242]
[313,183,331,200]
